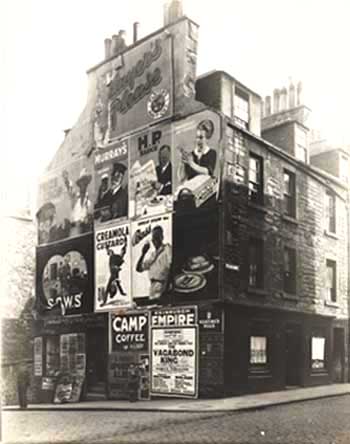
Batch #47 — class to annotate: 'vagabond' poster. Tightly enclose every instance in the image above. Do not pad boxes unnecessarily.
[95,222,131,312]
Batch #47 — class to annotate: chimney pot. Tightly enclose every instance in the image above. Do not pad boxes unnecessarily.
[273,88,280,113]
[288,81,296,108]
[265,96,271,116]
[133,22,139,43]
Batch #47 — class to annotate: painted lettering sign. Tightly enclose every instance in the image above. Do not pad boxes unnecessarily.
[110,312,149,352]
[36,235,94,316]
[94,33,173,144]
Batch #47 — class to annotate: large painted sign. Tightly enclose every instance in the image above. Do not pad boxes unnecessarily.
[150,306,198,398]
[110,312,149,352]
[129,125,173,220]
[131,214,172,304]
[173,110,221,213]
[36,234,94,316]
[95,222,131,312]
[36,159,94,245]
[94,33,173,144]
[94,139,129,225]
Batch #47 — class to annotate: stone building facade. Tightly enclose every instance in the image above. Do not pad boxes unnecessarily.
[32,2,349,402]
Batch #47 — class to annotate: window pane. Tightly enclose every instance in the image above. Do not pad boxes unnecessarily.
[250,336,267,364]
[46,336,60,376]
[311,337,325,369]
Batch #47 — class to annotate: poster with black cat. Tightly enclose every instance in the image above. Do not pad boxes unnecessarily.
[94,222,132,312]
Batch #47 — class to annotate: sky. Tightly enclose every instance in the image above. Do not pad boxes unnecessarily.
[1,0,350,213]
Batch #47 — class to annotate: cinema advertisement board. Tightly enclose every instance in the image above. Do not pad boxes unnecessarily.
[150,306,198,398]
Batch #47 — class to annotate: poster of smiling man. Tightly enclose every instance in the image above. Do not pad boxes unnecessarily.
[173,110,221,213]
[94,139,129,225]
[129,125,173,220]
[36,159,95,245]
[95,222,131,312]
[36,234,93,316]
[131,214,172,305]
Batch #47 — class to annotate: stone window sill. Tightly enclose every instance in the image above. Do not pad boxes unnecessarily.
[324,230,338,240]
[247,287,268,296]
[282,292,298,301]
[248,201,268,214]
[324,301,339,308]
[282,214,298,225]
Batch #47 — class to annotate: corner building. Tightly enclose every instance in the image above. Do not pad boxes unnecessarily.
[33,4,349,402]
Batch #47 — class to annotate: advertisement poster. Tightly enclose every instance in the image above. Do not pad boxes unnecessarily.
[108,352,134,399]
[173,210,219,300]
[36,159,94,245]
[36,235,94,316]
[131,214,172,304]
[34,337,43,376]
[110,312,149,352]
[94,33,173,145]
[95,222,131,312]
[94,139,129,225]
[151,306,198,397]
[129,125,173,219]
[173,110,221,213]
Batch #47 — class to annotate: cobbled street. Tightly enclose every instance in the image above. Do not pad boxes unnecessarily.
[3,395,350,444]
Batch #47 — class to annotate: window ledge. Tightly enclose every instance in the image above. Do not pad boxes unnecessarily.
[324,301,339,308]
[247,287,268,296]
[248,201,268,213]
[324,230,338,240]
[282,214,298,225]
[282,292,298,301]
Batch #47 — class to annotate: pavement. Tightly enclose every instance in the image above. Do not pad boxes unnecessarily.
[4,383,350,413]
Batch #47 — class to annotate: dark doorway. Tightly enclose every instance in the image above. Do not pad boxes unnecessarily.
[86,327,107,399]
[285,323,302,386]
[332,328,344,382]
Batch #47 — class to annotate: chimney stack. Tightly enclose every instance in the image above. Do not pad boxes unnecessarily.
[280,87,287,111]
[133,22,139,43]
[164,0,183,26]
[296,81,303,106]
[288,81,296,108]
[104,38,112,59]
[111,34,119,55]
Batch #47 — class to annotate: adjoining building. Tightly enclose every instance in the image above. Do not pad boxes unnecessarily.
[32,1,349,402]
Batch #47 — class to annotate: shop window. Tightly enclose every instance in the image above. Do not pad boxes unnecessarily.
[284,247,296,294]
[326,259,337,302]
[250,336,268,367]
[248,238,264,288]
[311,336,326,370]
[325,191,336,233]
[249,153,264,204]
[46,336,60,376]
[234,88,249,130]
[283,170,296,218]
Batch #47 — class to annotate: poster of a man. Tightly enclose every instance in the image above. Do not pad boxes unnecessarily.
[132,214,172,304]
[37,160,95,245]
[129,125,173,219]
[94,140,129,225]
[174,111,221,211]
[95,223,131,312]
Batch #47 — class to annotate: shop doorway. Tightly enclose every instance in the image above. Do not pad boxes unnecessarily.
[285,323,302,387]
[86,328,107,399]
[332,328,344,382]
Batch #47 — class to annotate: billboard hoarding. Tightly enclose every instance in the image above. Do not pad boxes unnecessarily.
[94,139,129,226]
[36,235,94,316]
[129,125,173,220]
[131,213,172,304]
[95,222,132,312]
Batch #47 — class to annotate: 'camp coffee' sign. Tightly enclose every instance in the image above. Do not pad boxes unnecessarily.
[110,312,149,352]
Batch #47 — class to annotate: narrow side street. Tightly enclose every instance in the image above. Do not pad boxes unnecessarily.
[3,395,350,444]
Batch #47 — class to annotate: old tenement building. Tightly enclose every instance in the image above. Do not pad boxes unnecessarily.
[32,1,349,403]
